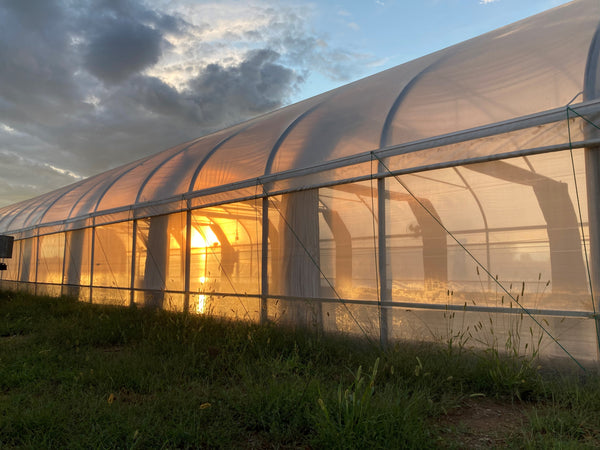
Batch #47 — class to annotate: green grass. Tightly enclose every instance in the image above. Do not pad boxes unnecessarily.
[1,290,600,448]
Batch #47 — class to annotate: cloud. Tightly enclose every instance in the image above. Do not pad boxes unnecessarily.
[0,0,372,208]
[479,0,499,4]
[186,49,301,124]
[84,19,164,84]
[0,140,81,204]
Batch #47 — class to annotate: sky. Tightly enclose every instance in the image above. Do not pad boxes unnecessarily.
[0,0,572,208]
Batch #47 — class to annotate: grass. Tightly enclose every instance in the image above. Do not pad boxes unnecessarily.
[1,290,600,448]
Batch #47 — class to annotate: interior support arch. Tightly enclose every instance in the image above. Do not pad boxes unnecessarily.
[465,160,588,293]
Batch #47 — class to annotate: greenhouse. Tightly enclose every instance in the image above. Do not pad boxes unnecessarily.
[1,0,600,365]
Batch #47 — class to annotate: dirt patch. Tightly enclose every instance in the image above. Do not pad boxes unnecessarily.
[436,396,532,448]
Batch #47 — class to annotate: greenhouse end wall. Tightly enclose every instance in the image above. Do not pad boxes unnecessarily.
[1,146,599,366]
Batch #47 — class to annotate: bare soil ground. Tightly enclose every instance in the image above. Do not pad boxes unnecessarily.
[436,397,532,448]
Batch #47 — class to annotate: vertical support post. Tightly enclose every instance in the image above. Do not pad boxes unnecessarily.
[19,238,29,283]
[17,239,22,282]
[34,230,40,296]
[89,224,95,303]
[377,172,389,348]
[61,231,68,292]
[64,229,84,300]
[261,195,269,324]
[584,24,600,357]
[586,143,600,357]
[129,219,137,307]
[184,205,192,312]
[143,215,169,308]
[585,144,600,360]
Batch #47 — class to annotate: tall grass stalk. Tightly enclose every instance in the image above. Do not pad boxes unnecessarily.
[1,290,599,448]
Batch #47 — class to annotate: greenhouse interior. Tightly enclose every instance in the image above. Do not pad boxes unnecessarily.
[1,0,600,366]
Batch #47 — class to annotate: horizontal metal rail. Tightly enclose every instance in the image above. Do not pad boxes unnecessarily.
[4,99,600,235]
[1,279,594,319]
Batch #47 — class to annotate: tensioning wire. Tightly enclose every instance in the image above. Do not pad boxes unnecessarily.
[94,226,127,304]
[371,152,586,371]
[189,213,251,321]
[370,155,384,341]
[257,179,376,346]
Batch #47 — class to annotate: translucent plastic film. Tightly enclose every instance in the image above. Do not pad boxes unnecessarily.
[36,233,65,284]
[134,212,186,308]
[2,1,599,235]
[384,149,590,306]
[93,222,132,296]
[188,199,262,315]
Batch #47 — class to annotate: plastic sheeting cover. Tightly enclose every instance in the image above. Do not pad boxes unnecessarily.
[0,0,599,234]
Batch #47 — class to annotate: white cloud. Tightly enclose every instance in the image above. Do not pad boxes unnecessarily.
[1,123,15,133]
[0,0,373,207]
[479,0,499,4]
[365,57,391,68]
[43,163,83,180]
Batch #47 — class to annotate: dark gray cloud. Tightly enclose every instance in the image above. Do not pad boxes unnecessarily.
[0,0,83,126]
[81,0,189,84]
[186,49,301,125]
[2,0,63,30]
[0,0,367,208]
[84,19,164,84]
[41,49,301,173]
[92,0,187,33]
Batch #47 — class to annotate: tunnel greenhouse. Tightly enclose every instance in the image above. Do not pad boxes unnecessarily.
[2,0,600,365]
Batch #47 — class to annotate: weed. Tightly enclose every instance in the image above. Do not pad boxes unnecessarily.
[0,290,599,448]
[317,358,380,437]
